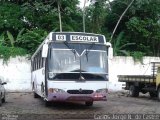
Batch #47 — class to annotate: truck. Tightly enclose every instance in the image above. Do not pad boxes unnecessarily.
[118,62,160,101]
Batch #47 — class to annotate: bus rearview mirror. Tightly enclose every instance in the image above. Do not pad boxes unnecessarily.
[42,44,48,58]
[108,47,113,59]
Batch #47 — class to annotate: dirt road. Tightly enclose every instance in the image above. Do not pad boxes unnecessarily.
[0,92,160,120]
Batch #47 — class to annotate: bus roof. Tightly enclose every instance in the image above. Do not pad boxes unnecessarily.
[31,32,109,59]
[51,32,107,44]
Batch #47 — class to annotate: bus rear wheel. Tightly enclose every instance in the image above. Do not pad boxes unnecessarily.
[85,101,93,106]
[32,83,40,98]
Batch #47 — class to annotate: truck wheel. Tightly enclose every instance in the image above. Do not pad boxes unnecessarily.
[141,90,147,94]
[158,88,160,101]
[149,92,157,98]
[85,101,93,106]
[129,85,139,97]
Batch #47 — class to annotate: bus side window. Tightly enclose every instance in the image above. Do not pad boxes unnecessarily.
[43,58,45,67]
[40,50,42,68]
[36,56,38,70]
[38,52,40,69]
[34,57,36,71]
[41,58,44,67]
[37,53,39,69]
[31,60,33,71]
[33,58,34,71]
[32,60,33,71]
[32,60,34,71]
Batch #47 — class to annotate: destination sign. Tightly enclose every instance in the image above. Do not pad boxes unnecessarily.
[70,35,99,42]
[56,35,66,41]
[53,33,105,43]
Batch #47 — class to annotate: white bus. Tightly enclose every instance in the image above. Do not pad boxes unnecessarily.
[31,32,113,106]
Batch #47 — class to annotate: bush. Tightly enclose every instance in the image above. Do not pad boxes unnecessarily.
[131,51,145,62]
[17,28,48,54]
[0,46,27,62]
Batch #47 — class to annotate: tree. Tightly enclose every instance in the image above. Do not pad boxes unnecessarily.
[0,2,24,34]
[104,0,160,56]
[85,0,108,33]
[0,0,83,58]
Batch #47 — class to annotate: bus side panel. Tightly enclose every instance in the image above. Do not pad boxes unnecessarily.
[32,68,45,97]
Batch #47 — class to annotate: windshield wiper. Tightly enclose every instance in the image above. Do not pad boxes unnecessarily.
[85,43,95,62]
[64,41,76,59]
[79,55,85,81]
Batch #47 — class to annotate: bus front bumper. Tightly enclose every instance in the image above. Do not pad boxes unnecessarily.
[47,92,107,102]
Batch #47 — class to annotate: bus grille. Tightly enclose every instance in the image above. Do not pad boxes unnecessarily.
[67,90,94,94]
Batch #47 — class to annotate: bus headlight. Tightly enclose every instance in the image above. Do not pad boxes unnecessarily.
[48,88,65,93]
[49,73,54,79]
[96,88,108,93]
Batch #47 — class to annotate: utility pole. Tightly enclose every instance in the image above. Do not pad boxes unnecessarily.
[57,0,62,32]
[83,0,87,32]
[110,0,134,42]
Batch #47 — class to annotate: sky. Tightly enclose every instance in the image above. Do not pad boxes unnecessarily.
[79,0,90,8]
[79,0,113,8]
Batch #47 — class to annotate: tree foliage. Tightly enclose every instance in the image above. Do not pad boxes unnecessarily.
[104,0,160,57]
[0,0,160,60]
[0,0,82,59]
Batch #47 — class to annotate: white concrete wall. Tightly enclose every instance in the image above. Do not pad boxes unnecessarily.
[1,56,160,92]
[0,56,31,92]
[108,56,160,91]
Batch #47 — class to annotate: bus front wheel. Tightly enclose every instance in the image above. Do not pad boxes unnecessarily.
[85,101,93,106]
[34,92,40,98]
[0,93,2,106]
[45,100,52,107]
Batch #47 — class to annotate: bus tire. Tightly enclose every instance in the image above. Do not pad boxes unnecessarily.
[45,101,52,107]
[34,92,40,98]
[129,85,139,97]
[41,84,45,98]
[85,101,93,106]
[149,92,157,98]
[32,83,40,98]
[0,93,2,106]
[158,88,160,101]
[2,93,5,103]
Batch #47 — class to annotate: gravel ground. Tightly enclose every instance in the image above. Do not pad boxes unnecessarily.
[0,91,160,120]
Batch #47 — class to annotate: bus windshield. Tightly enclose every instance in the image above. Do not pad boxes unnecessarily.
[48,43,108,80]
